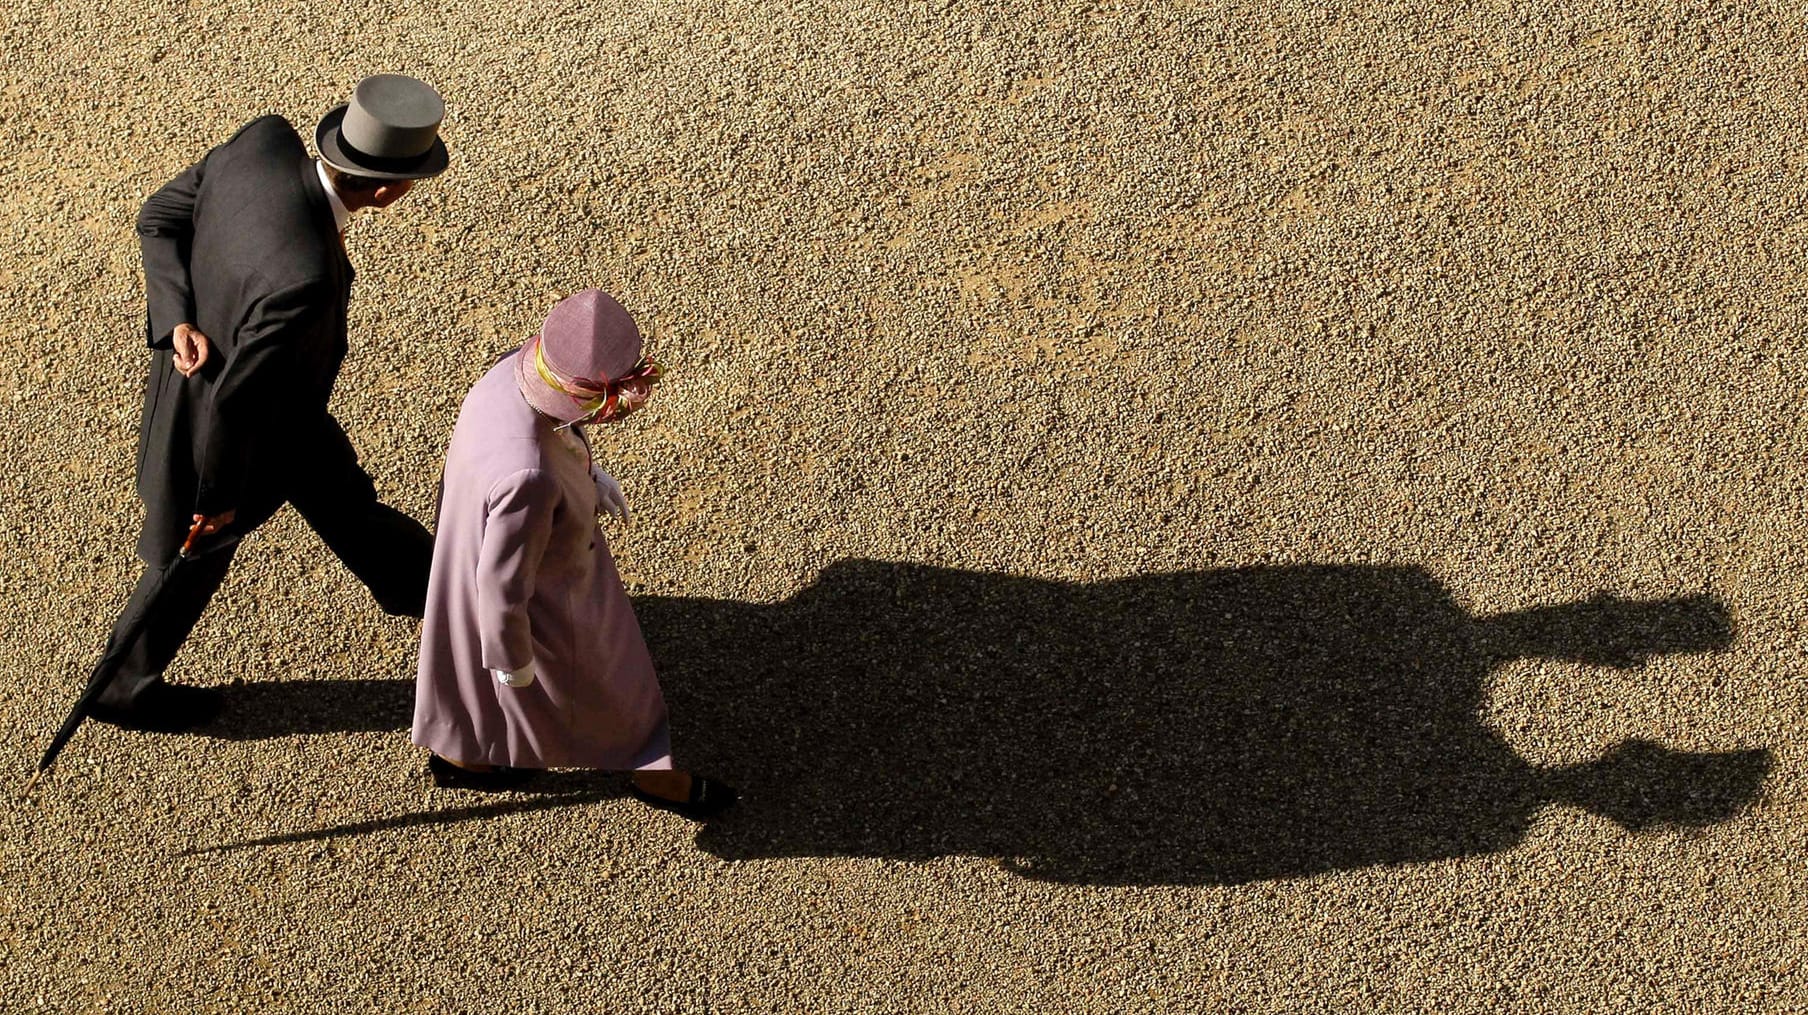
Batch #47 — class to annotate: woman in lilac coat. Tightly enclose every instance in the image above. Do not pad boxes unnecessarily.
[413,288,734,818]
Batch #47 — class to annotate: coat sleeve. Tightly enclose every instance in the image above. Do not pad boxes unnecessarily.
[193,280,330,515]
[135,158,206,351]
[475,468,561,672]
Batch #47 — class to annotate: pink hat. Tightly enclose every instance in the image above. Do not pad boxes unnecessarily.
[514,289,659,424]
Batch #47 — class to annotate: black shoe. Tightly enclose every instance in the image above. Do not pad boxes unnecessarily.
[427,753,538,791]
[88,683,222,733]
[628,774,738,821]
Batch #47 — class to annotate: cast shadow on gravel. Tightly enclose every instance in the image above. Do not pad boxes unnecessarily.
[201,678,415,741]
[646,560,1772,886]
[195,560,1772,885]
[184,785,621,855]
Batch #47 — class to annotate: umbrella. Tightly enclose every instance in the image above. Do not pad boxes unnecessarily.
[35,518,218,775]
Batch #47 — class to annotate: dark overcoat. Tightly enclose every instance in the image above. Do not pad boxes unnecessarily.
[133,115,355,562]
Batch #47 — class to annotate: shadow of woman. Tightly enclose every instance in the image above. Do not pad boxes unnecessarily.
[635,560,1771,885]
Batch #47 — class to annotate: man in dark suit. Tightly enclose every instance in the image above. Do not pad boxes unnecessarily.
[94,75,451,730]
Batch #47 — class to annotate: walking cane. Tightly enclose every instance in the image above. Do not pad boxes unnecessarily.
[34,517,213,777]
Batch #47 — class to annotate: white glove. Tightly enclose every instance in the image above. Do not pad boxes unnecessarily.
[593,467,630,525]
[492,661,536,688]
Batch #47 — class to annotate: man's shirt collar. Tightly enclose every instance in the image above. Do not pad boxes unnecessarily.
[315,160,351,234]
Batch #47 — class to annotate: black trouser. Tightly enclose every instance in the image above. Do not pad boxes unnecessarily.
[98,423,431,708]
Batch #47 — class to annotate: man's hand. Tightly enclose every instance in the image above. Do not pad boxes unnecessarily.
[180,509,234,556]
[190,510,235,537]
[172,323,210,377]
[593,468,629,525]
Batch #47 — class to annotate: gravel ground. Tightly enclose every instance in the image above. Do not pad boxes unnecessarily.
[2,1,1803,1011]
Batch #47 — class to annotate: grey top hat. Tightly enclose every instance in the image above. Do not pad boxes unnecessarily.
[316,74,449,180]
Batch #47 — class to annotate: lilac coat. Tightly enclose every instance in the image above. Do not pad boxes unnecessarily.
[412,355,672,770]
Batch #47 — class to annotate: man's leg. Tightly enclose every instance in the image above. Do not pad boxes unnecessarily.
[92,541,239,725]
[289,417,432,618]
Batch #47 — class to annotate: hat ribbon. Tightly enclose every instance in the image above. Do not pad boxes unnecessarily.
[532,334,663,424]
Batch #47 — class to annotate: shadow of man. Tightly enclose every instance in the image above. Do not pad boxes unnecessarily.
[638,560,1771,886]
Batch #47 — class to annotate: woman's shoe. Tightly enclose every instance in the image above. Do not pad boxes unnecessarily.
[427,753,537,791]
[628,774,738,821]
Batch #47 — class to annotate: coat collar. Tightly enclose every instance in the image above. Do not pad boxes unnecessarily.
[313,159,352,233]
[298,160,354,280]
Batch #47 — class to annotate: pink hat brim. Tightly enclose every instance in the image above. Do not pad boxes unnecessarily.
[514,335,591,423]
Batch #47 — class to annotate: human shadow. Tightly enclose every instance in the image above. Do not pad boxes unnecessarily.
[203,678,412,740]
[195,560,1771,884]
[633,560,1771,886]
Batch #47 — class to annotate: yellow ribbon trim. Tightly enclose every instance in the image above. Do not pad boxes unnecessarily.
[534,337,608,415]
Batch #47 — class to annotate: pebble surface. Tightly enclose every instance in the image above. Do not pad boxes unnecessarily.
[1,2,1803,1011]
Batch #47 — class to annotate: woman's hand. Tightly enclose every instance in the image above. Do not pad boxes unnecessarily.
[593,467,629,525]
